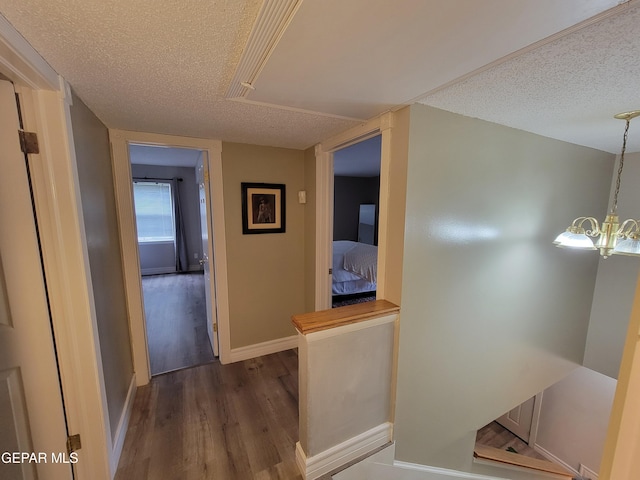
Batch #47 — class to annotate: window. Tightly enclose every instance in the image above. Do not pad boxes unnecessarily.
[133,181,175,242]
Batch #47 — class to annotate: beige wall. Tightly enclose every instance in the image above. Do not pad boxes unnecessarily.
[69,92,134,441]
[304,146,316,312]
[394,105,613,471]
[222,142,306,348]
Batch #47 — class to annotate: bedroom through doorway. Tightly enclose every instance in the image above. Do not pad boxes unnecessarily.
[332,135,381,308]
[129,144,216,375]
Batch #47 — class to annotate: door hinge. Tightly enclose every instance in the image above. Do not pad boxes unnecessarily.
[18,130,39,154]
[329,268,333,275]
[204,170,210,182]
[213,322,218,333]
[66,434,81,455]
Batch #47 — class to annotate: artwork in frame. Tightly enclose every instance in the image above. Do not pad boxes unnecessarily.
[241,182,286,234]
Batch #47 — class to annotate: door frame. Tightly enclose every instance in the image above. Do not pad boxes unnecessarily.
[1,77,70,480]
[314,111,400,310]
[110,130,230,377]
[0,15,112,480]
[196,154,220,357]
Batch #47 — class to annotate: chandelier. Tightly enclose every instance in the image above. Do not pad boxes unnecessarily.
[553,110,640,258]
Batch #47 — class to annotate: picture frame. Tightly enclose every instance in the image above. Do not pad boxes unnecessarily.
[241,182,286,234]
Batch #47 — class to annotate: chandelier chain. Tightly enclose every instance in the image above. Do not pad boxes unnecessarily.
[612,118,631,213]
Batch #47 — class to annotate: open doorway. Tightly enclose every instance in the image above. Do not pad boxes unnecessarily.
[331,135,381,308]
[129,144,216,375]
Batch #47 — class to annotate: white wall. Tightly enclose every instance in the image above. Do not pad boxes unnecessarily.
[531,153,640,476]
[535,367,616,475]
[584,152,640,379]
[394,105,614,473]
[305,321,394,455]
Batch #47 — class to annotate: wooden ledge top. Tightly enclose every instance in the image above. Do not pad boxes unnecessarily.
[292,299,399,335]
[473,445,573,479]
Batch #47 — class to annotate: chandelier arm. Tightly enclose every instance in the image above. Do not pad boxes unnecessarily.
[618,219,640,237]
[575,217,600,236]
[554,110,640,259]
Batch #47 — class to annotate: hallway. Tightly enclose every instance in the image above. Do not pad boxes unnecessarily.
[115,350,300,479]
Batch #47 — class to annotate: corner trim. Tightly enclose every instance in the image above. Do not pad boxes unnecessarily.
[0,14,59,89]
[579,463,599,480]
[228,335,298,363]
[295,422,392,480]
[110,374,136,478]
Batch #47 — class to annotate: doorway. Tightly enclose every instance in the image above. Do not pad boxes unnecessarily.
[314,111,403,311]
[331,135,381,308]
[110,131,230,379]
[129,144,216,375]
[0,78,71,479]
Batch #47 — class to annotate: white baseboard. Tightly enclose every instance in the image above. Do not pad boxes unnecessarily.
[533,444,579,477]
[229,335,298,363]
[109,374,136,478]
[579,463,598,479]
[140,266,175,276]
[296,422,392,479]
[140,266,201,275]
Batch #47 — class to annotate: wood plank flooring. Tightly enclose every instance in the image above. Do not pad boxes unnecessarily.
[476,421,546,460]
[142,272,214,375]
[115,349,301,480]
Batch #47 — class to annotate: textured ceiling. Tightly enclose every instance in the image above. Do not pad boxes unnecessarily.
[420,1,640,154]
[0,0,637,152]
[247,0,621,120]
[0,0,358,149]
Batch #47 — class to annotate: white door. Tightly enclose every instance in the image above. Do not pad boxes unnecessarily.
[197,155,219,356]
[496,395,536,443]
[0,80,71,479]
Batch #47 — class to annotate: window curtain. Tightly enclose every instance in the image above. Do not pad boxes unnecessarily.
[172,178,189,272]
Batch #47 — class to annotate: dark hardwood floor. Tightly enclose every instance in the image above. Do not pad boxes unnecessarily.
[115,349,301,480]
[142,272,214,375]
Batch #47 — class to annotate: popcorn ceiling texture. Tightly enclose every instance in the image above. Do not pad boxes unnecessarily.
[420,3,640,154]
[0,0,358,149]
[1,0,636,151]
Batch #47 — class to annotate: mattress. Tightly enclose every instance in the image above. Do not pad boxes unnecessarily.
[332,240,377,295]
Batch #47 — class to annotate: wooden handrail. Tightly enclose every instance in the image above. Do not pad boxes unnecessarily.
[292,299,399,335]
[474,445,573,479]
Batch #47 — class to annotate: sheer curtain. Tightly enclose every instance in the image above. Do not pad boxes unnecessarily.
[172,177,189,272]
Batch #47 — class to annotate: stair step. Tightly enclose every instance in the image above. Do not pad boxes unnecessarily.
[474,444,573,479]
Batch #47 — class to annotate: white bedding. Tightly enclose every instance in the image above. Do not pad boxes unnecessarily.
[332,241,377,295]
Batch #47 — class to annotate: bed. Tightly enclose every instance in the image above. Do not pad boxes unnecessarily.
[332,240,377,296]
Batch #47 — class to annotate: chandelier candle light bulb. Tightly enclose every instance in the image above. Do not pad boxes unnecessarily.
[554,110,640,258]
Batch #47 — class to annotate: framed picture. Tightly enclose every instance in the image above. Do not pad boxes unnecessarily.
[241,182,286,234]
